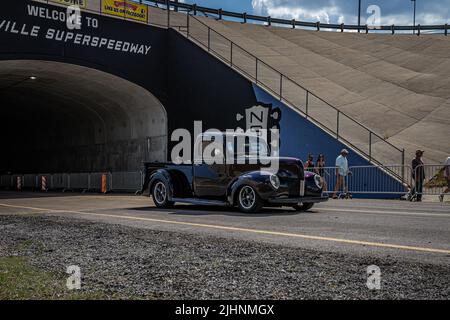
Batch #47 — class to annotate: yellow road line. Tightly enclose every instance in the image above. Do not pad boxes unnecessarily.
[1,203,449,255]
[320,207,450,218]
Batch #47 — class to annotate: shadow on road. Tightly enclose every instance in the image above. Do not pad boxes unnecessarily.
[129,204,307,217]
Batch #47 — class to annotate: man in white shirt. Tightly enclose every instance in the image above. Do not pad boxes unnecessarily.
[332,149,351,199]
[439,156,450,202]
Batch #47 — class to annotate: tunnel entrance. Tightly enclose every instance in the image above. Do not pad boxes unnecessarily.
[0,60,167,174]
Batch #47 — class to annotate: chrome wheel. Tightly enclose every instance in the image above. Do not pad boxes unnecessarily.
[239,186,256,210]
[153,181,167,205]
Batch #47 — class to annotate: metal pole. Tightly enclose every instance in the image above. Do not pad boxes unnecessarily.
[412,0,416,34]
[230,42,233,66]
[401,149,405,183]
[336,111,340,139]
[279,74,283,100]
[358,0,361,33]
[187,12,190,37]
[166,0,170,28]
[207,27,211,51]
[305,91,309,118]
[255,58,258,83]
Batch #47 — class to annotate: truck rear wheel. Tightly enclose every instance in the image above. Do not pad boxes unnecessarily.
[152,180,174,208]
[237,185,263,213]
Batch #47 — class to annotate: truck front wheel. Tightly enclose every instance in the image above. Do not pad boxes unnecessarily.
[152,180,174,208]
[237,185,263,213]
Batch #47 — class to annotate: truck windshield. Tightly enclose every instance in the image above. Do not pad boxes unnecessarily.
[226,136,270,158]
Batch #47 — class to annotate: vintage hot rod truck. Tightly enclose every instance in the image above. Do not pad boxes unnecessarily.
[141,132,328,213]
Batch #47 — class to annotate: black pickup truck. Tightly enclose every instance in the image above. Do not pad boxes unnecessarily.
[141,132,328,213]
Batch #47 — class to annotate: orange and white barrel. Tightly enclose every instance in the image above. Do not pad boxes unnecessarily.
[41,176,47,192]
[16,176,22,191]
[101,174,108,194]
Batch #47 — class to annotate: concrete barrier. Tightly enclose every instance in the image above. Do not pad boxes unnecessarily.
[0,175,12,189]
[110,171,143,192]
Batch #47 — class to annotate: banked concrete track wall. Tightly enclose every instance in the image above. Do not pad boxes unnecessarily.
[189,15,450,165]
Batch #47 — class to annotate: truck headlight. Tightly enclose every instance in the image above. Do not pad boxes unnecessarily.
[270,174,280,190]
[314,175,323,189]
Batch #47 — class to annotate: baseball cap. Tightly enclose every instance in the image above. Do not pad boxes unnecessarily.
[341,149,349,154]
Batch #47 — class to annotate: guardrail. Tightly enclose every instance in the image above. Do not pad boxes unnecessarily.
[0,172,144,193]
[143,0,449,35]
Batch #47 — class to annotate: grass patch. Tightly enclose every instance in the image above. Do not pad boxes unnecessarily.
[0,256,115,300]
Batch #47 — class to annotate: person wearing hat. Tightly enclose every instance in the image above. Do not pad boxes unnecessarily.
[411,150,425,202]
[332,149,351,199]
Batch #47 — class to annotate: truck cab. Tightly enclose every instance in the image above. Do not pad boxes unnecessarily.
[142,132,328,213]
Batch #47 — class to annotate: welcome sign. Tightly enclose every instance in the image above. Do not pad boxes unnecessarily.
[102,0,148,23]
[0,2,153,56]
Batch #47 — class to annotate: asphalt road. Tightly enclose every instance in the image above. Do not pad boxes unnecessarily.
[1,191,449,266]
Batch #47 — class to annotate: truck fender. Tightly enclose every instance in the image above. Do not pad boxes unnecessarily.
[227,171,273,205]
[148,169,174,201]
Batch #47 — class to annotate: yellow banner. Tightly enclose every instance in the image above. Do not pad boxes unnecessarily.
[50,0,87,8]
[102,0,148,23]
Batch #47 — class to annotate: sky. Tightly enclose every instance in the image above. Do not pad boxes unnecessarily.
[177,0,450,26]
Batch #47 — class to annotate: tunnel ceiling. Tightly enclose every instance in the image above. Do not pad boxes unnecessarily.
[0,60,167,173]
[0,60,167,145]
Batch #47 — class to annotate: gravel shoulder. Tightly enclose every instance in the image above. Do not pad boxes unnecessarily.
[0,214,449,300]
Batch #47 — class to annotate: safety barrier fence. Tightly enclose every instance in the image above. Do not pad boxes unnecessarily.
[1,165,448,198]
[0,172,144,193]
[412,164,449,198]
[308,164,448,198]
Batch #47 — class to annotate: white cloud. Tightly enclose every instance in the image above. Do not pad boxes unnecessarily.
[251,0,450,26]
[252,0,352,24]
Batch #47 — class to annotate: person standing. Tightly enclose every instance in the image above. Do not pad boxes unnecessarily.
[332,149,351,199]
[316,154,326,177]
[411,150,425,202]
[439,156,450,203]
[316,154,327,191]
[304,154,315,170]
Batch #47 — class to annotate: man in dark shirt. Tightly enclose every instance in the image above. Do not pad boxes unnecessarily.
[411,150,425,202]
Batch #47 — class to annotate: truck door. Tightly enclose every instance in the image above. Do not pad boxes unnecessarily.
[193,137,229,198]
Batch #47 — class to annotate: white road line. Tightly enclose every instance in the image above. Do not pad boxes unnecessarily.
[1,203,450,255]
[319,207,450,218]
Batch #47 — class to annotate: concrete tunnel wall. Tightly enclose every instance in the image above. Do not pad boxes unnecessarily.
[0,60,167,173]
[0,0,171,173]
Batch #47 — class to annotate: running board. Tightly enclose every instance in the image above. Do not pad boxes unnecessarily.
[171,198,230,207]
